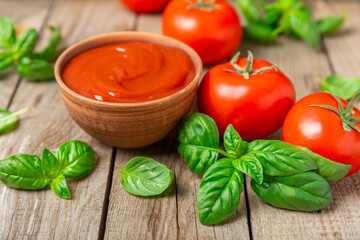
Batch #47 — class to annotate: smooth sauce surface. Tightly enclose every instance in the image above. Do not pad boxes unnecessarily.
[62,41,195,103]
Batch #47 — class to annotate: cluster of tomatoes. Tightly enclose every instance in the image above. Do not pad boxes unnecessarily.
[119,0,360,177]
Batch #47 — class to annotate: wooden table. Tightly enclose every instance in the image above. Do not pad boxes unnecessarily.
[1,0,360,239]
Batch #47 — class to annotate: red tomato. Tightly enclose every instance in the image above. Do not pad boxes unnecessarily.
[282,92,360,177]
[162,0,242,65]
[119,0,170,13]
[197,52,295,140]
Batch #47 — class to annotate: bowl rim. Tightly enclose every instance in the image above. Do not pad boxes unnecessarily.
[54,31,203,109]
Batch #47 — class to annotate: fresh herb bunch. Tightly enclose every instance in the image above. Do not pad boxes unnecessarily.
[178,113,351,225]
[0,16,61,81]
[237,0,345,49]
[0,107,29,135]
[0,140,95,199]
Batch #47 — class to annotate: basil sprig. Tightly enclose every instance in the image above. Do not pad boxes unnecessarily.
[118,157,173,197]
[178,113,351,225]
[0,140,95,199]
[0,16,61,81]
[236,0,345,49]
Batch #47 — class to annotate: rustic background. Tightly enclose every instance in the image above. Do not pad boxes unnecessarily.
[0,0,359,239]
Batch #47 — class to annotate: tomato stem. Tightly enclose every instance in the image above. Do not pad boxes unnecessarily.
[224,51,278,80]
[188,0,216,11]
[311,92,360,133]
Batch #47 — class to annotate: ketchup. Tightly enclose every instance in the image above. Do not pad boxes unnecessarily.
[62,41,195,103]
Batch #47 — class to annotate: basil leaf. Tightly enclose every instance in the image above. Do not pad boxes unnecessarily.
[0,108,29,135]
[198,160,243,225]
[118,157,173,197]
[317,13,345,35]
[244,22,279,44]
[251,172,333,211]
[298,146,351,183]
[33,26,61,61]
[288,9,320,49]
[42,148,61,176]
[321,75,360,101]
[276,0,303,12]
[223,124,245,159]
[236,0,262,23]
[0,16,16,49]
[13,29,38,59]
[0,51,15,72]
[244,140,318,176]
[15,56,54,81]
[54,140,96,178]
[264,9,282,27]
[0,154,51,189]
[233,155,263,184]
[178,113,221,174]
[50,174,71,199]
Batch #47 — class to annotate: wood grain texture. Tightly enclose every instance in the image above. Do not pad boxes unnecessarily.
[0,0,135,239]
[0,1,51,109]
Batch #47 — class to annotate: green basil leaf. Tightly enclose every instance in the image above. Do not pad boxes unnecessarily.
[321,75,360,101]
[288,9,320,49]
[15,56,54,81]
[50,174,71,199]
[33,26,61,61]
[118,157,173,197]
[42,148,61,176]
[0,154,51,189]
[277,0,303,12]
[178,113,220,174]
[244,22,279,44]
[244,140,318,176]
[0,108,29,135]
[317,13,345,35]
[233,155,263,184]
[236,0,262,23]
[251,172,333,211]
[264,9,282,27]
[198,161,243,225]
[223,124,244,159]
[0,17,16,48]
[298,146,351,183]
[0,51,15,72]
[54,140,96,178]
[13,29,38,59]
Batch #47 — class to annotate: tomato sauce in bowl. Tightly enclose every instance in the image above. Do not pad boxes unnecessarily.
[62,41,195,103]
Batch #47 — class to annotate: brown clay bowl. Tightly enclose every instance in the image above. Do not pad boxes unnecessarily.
[54,31,202,149]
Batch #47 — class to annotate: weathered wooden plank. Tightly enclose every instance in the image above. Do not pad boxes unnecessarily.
[242,1,360,239]
[0,1,135,239]
[0,1,50,109]
[104,12,250,240]
[103,13,178,240]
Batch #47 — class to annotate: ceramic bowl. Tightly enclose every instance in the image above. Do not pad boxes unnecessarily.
[55,31,202,149]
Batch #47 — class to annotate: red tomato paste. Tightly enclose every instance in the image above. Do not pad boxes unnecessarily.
[62,41,195,103]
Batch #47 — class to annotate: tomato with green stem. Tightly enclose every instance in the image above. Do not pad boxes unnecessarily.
[119,0,170,13]
[283,92,360,177]
[162,0,242,66]
[197,51,296,140]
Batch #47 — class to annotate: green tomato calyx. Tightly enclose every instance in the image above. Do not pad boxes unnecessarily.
[224,51,278,80]
[188,0,216,11]
[311,92,360,133]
